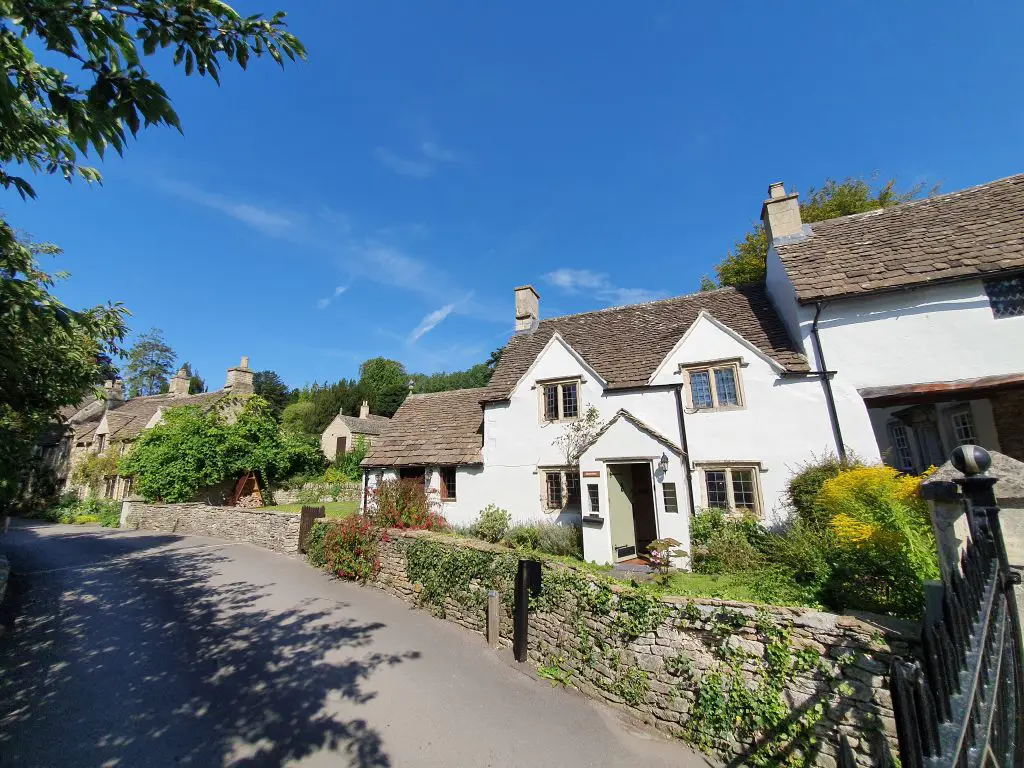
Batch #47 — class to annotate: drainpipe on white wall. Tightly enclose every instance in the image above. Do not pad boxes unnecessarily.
[809,301,847,462]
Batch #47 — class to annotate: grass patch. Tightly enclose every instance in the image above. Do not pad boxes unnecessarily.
[260,500,358,518]
[651,572,767,603]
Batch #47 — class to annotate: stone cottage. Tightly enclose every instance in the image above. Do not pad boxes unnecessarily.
[362,171,1024,566]
[320,400,390,461]
[50,357,255,500]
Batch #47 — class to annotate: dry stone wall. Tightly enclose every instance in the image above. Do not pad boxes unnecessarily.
[362,529,917,767]
[271,482,362,506]
[120,501,301,554]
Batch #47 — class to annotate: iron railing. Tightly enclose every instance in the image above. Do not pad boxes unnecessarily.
[889,446,1024,767]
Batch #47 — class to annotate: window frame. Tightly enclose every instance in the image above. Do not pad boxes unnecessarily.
[681,360,745,411]
[698,464,762,516]
[662,482,679,514]
[439,466,458,501]
[541,467,583,510]
[587,483,601,515]
[539,378,582,423]
[949,409,978,447]
[887,421,917,473]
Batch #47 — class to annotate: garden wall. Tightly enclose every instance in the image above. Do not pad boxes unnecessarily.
[272,482,362,506]
[120,501,302,554]
[367,529,917,767]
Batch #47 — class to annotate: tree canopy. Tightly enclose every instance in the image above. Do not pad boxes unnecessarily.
[0,231,127,506]
[124,327,176,396]
[701,177,931,290]
[119,396,323,502]
[253,370,291,417]
[1,0,305,200]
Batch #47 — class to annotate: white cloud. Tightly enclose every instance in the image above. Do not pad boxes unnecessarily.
[153,177,297,236]
[375,140,462,179]
[374,148,435,179]
[420,141,460,163]
[408,303,455,343]
[316,284,348,310]
[544,268,665,306]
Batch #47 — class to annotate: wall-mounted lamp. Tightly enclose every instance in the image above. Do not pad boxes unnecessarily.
[658,453,669,473]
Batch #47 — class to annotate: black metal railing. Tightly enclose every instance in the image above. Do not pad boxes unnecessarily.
[889,446,1024,767]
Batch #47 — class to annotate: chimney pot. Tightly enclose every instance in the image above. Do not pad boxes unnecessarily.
[240,355,249,369]
[761,181,803,242]
[359,400,370,419]
[514,285,540,333]
[104,379,125,403]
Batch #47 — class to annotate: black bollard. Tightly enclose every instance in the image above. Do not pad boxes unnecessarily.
[513,559,542,663]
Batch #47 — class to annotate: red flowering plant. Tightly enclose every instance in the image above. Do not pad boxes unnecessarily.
[367,478,448,531]
[322,514,388,582]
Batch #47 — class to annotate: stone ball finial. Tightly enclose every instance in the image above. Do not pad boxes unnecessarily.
[951,445,991,477]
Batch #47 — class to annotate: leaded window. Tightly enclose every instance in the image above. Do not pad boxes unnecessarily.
[731,469,757,511]
[662,482,679,514]
[951,410,977,446]
[545,472,563,508]
[705,470,728,508]
[686,363,744,409]
[703,466,761,515]
[984,275,1024,319]
[888,422,915,472]
[587,484,600,514]
[540,380,581,422]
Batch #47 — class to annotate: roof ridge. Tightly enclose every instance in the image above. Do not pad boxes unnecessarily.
[406,386,492,400]
[537,284,751,324]
[805,171,1024,231]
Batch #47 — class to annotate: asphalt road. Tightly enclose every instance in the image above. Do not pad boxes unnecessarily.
[0,521,712,767]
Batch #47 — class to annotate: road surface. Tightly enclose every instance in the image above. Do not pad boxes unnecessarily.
[0,520,712,767]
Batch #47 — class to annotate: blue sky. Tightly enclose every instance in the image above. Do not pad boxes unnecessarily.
[11,2,1024,389]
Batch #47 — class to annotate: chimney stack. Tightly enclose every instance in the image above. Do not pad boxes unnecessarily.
[103,379,125,403]
[224,356,254,395]
[359,400,370,419]
[514,285,539,333]
[761,182,803,242]
[168,367,190,395]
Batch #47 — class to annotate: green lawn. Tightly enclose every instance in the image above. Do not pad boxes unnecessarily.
[260,500,359,518]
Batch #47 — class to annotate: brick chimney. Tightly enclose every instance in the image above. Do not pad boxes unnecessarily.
[168,366,190,395]
[359,400,370,419]
[103,379,125,403]
[760,182,803,242]
[224,356,254,395]
[515,285,539,333]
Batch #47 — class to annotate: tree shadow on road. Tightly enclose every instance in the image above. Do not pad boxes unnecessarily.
[0,525,417,767]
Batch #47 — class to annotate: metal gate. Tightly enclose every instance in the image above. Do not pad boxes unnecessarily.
[887,446,1024,767]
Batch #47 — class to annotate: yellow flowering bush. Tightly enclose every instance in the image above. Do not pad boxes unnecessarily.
[817,465,939,617]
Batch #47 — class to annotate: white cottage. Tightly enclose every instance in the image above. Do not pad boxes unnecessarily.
[363,284,841,564]
[762,173,1024,473]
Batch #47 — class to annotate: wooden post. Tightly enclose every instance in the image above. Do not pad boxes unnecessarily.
[298,505,326,554]
[486,590,499,647]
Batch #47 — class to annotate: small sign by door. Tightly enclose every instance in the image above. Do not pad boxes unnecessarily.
[582,470,600,478]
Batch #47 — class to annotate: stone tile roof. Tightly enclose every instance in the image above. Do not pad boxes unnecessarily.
[337,414,391,436]
[362,388,489,468]
[103,391,227,441]
[485,284,808,399]
[775,173,1024,303]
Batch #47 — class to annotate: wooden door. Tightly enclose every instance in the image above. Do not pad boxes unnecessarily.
[608,465,637,561]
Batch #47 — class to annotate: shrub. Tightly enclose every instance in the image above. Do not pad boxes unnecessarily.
[504,524,540,551]
[536,523,583,558]
[816,465,938,617]
[333,436,369,482]
[786,452,862,530]
[470,504,511,543]
[320,515,387,581]
[367,478,447,531]
[297,485,322,505]
[690,508,765,574]
[305,520,331,568]
[28,494,121,527]
[501,522,583,559]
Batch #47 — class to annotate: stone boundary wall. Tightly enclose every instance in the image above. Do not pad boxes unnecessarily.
[271,482,362,506]
[120,501,302,554]
[361,528,917,767]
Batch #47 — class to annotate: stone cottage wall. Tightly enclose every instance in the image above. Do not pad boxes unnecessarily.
[120,501,301,554]
[366,529,915,767]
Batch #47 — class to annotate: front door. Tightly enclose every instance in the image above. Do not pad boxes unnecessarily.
[608,464,638,561]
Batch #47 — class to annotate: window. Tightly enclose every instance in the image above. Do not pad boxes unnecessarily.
[587,484,601,514]
[545,472,564,508]
[439,466,457,500]
[887,422,916,472]
[541,380,581,422]
[984,275,1024,319]
[123,476,134,499]
[950,410,977,446]
[96,434,106,453]
[662,482,679,514]
[565,473,581,506]
[702,466,761,515]
[685,363,743,410]
[103,476,117,499]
